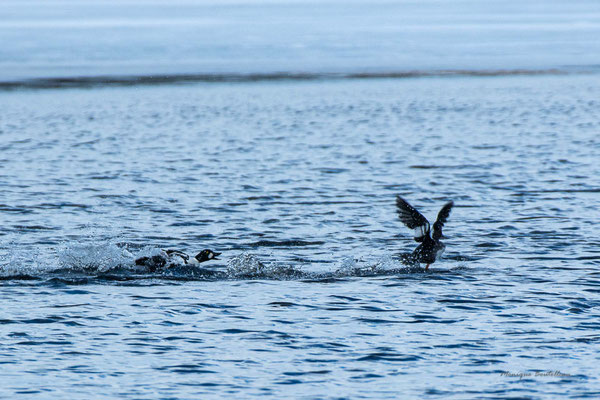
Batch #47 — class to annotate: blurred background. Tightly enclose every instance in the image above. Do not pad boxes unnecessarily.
[1,0,600,83]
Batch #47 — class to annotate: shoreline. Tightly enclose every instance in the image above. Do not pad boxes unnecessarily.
[1,67,594,91]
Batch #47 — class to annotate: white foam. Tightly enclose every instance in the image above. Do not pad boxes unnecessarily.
[57,242,136,272]
[226,253,302,279]
[0,245,52,276]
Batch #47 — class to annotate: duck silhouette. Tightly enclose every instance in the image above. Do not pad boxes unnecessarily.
[396,196,454,270]
[135,249,221,272]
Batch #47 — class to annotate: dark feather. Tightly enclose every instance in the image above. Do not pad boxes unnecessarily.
[396,196,431,242]
[396,196,430,229]
[432,201,454,240]
[165,249,189,264]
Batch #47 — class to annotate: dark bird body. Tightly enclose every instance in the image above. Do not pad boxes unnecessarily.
[396,196,454,270]
[135,249,221,272]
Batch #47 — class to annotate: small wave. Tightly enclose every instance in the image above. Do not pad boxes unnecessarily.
[357,352,422,362]
[245,240,325,248]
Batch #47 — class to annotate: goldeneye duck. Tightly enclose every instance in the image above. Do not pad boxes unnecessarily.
[135,249,221,272]
[191,249,221,264]
[396,196,454,270]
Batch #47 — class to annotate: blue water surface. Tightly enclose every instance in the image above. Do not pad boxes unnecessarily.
[1,1,600,398]
[1,74,599,398]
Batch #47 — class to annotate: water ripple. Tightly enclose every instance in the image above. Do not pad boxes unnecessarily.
[1,74,599,399]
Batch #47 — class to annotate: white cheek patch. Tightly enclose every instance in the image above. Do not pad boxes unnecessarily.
[413,223,429,238]
[208,253,214,259]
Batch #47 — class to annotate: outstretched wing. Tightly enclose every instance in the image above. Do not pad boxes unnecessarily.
[396,196,430,242]
[432,201,454,240]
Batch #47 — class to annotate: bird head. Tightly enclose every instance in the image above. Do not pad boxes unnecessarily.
[194,249,221,263]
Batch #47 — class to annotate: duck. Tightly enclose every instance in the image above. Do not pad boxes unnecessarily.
[135,249,221,272]
[396,196,454,270]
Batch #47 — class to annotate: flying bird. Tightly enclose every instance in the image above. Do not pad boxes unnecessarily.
[396,196,454,270]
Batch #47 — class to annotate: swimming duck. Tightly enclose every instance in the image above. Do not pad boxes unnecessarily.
[396,196,454,270]
[135,249,221,272]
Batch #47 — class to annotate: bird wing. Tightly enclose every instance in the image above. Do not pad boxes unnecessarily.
[165,249,189,264]
[432,201,454,240]
[396,196,430,242]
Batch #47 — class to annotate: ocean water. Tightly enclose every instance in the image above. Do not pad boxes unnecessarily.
[2,1,600,399]
[2,74,600,399]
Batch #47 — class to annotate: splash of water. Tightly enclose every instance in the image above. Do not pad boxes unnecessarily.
[226,253,304,279]
[57,242,135,273]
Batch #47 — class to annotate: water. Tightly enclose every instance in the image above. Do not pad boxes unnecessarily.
[2,74,599,398]
[2,0,600,83]
[2,1,600,399]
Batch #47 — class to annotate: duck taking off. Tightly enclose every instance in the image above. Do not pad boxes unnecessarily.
[135,249,221,272]
[396,196,454,270]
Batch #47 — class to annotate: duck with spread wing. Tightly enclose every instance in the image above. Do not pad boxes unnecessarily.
[396,196,454,270]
